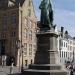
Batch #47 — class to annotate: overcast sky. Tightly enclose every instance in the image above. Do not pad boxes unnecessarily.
[33,0,75,37]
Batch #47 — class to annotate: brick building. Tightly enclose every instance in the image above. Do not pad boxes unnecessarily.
[0,0,37,66]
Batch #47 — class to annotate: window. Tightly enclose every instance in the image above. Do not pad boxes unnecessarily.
[60,51,61,57]
[24,29,27,39]
[70,46,72,50]
[33,34,36,42]
[33,45,36,55]
[3,16,8,30]
[11,14,16,25]
[59,40,62,47]
[11,32,16,37]
[68,52,69,57]
[70,52,72,57]
[29,44,32,56]
[64,42,65,47]
[62,51,63,58]
[61,41,63,47]
[64,52,65,58]
[29,31,32,40]
[66,43,67,47]
[68,46,69,50]
[66,52,67,58]
[0,40,5,55]
[24,43,27,56]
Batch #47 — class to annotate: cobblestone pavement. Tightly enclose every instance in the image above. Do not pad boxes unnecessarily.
[0,66,21,75]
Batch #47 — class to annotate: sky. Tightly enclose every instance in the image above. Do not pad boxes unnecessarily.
[33,0,75,37]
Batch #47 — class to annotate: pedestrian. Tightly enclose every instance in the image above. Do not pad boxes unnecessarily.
[2,60,4,68]
[10,62,14,74]
[70,70,74,75]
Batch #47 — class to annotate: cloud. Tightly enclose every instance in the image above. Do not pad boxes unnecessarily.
[33,0,75,36]
[35,10,40,20]
[34,6,75,36]
[54,8,75,36]
[53,0,75,11]
[33,0,41,20]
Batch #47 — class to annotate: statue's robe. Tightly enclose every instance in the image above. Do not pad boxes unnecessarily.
[39,0,53,28]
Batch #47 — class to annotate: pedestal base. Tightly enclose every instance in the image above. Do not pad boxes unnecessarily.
[23,64,69,75]
[23,70,68,75]
[23,30,69,75]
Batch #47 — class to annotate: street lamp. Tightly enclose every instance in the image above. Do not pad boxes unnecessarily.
[16,40,24,73]
[21,45,24,73]
[16,40,21,72]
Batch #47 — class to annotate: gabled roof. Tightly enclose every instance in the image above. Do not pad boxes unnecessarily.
[10,0,16,3]
[9,0,25,6]
[64,34,73,40]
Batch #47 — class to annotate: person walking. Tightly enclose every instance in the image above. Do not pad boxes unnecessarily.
[70,64,74,75]
[70,69,74,75]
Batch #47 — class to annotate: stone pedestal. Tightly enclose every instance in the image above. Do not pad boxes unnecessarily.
[23,30,69,75]
[34,30,60,64]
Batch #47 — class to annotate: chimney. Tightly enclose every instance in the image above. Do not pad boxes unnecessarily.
[65,31,68,39]
[61,27,64,38]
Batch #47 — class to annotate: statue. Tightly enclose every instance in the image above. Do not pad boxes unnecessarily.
[39,0,53,28]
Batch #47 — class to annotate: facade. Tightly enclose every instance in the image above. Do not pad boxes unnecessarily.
[0,0,37,66]
[58,27,75,64]
[59,37,72,64]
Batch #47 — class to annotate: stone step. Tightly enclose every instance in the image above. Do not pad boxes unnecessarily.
[23,69,69,75]
[29,64,62,70]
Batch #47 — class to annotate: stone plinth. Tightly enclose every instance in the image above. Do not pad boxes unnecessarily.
[34,30,60,64]
[23,30,69,75]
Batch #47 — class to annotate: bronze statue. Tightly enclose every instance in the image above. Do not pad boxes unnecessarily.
[39,0,53,28]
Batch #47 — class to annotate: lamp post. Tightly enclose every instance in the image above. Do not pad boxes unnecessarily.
[16,40,21,72]
[16,40,24,73]
[21,45,24,74]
